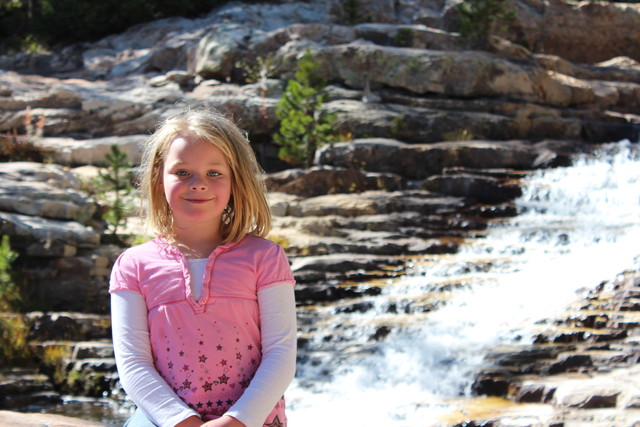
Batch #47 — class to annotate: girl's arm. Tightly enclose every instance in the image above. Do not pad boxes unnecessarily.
[111,290,201,427]
[224,283,297,427]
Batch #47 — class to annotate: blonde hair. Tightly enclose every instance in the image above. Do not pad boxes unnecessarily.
[138,108,271,243]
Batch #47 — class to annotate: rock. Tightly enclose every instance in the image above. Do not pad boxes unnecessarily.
[72,341,115,360]
[472,371,511,397]
[291,253,404,281]
[0,212,100,255]
[514,383,548,403]
[36,135,147,166]
[467,267,640,425]
[354,23,461,50]
[0,369,55,400]
[265,166,403,197]
[0,369,63,412]
[557,389,620,409]
[192,24,250,80]
[506,0,640,64]
[25,312,111,342]
[0,410,107,426]
[295,281,382,305]
[316,138,563,180]
[0,162,97,223]
[423,172,522,203]
[0,71,182,138]
[542,354,592,376]
[308,41,595,107]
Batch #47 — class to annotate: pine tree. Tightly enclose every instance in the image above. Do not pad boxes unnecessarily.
[275,48,337,168]
[95,144,134,236]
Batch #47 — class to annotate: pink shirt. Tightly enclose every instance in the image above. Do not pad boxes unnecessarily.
[109,235,295,423]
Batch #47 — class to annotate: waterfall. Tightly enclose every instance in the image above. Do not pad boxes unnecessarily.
[287,141,640,426]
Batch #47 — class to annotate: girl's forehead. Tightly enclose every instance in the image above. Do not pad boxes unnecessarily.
[163,135,231,163]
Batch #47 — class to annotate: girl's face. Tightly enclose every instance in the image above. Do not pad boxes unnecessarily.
[162,135,232,235]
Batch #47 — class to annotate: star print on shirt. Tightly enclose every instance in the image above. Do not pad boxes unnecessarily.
[264,416,284,427]
[216,344,223,351]
[199,354,208,363]
[236,352,242,360]
[182,379,192,389]
[218,374,229,384]
[202,381,213,391]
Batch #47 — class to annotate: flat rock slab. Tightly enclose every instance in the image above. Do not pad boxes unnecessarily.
[0,410,108,426]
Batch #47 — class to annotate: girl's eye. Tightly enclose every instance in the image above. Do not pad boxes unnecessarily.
[207,171,220,177]
[176,170,189,177]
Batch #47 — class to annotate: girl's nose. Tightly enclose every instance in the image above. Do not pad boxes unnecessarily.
[190,175,207,191]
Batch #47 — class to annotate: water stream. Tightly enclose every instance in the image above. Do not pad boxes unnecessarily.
[286,140,640,426]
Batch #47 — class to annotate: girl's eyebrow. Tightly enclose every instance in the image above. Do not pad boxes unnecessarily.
[167,159,227,166]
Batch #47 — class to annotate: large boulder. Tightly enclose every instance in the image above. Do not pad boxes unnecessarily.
[0,162,97,224]
[507,0,640,64]
[302,40,596,107]
[265,166,403,197]
[315,138,567,180]
[36,135,147,166]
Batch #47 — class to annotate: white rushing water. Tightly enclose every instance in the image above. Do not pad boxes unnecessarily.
[286,141,640,426]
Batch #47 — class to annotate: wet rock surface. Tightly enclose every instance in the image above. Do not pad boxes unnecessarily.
[464,267,640,426]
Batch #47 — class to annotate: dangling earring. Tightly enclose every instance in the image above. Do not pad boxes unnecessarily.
[222,205,233,225]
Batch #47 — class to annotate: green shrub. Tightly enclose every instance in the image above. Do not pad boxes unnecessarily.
[274,49,338,168]
[0,314,33,367]
[0,236,31,367]
[0,235,20,312]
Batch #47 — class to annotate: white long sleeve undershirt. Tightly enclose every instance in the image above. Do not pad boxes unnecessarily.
[111,282,297,427]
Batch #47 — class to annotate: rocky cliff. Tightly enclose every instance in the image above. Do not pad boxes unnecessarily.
[0,0,639,425]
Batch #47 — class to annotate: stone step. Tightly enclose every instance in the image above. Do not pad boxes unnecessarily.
[22,312,111,342]
[72,340,115,360]
[0,368,61,410]
[70,358,117,374]
[30,340,115,363]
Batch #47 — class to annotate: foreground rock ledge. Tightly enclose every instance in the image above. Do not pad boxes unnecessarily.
[0,410,107,426]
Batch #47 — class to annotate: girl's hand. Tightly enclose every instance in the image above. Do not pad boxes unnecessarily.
[202,416,245,427]
[175,416,205,427]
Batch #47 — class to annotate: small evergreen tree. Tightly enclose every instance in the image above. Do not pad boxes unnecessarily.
[95,145,134,236]
[456,0,515,49]
[274,49,338,168]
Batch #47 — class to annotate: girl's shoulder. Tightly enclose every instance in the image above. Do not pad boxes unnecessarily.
[117,237,165,262]
[238,234,285,253]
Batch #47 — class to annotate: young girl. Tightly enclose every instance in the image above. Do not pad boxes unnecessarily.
[109,109,297,427]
